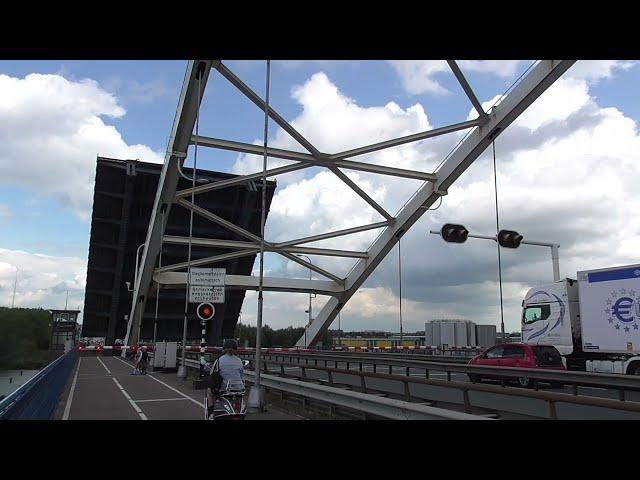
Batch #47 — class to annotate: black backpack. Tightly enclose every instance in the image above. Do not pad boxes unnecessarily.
[210,358,223,391]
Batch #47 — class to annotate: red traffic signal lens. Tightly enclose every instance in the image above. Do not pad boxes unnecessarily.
[197,303,215,320]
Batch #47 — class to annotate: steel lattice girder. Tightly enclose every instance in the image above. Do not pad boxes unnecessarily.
[296,60,575,346]
[122,60,213,348]
[123,59,575,349]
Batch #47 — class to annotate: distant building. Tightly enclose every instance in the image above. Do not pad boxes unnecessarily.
[49,309,80,360]
[425,319,496,348]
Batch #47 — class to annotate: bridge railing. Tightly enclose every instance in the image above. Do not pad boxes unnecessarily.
[0,349,78,420]
[176,354,640,419]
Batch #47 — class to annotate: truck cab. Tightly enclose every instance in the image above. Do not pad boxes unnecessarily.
[521,279,580,358]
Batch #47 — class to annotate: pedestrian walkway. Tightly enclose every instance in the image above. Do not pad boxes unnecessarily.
[57,355,301,420]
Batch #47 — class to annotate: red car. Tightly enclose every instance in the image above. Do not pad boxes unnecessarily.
[468,343,565,388]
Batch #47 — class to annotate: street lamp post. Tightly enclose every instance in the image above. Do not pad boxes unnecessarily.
[134,243,145,288]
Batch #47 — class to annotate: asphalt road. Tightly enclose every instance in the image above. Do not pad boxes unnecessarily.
[57,355,301,420]
[273,362,640,420]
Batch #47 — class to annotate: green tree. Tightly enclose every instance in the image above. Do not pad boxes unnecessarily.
[0,307,51,369]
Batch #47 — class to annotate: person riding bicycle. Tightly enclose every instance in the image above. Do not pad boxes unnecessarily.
[206,339,244,418]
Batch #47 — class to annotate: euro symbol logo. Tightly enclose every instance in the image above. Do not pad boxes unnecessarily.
[613,297,635,323]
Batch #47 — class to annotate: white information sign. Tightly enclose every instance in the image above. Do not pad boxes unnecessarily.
[189,268,226,286]
[189,285,225,304]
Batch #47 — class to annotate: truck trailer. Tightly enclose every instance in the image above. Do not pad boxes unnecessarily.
[521,263,640,375]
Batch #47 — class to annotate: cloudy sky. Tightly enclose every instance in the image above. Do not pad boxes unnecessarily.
[1,59,638,336]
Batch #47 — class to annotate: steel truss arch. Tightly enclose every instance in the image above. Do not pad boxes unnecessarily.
[123,59,575,348]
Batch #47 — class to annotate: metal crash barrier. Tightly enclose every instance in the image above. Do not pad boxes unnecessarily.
[0,349,78,420]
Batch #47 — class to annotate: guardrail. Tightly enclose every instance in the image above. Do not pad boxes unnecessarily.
[0,349,78,420]
[243,371,490,420]
[179,345,481,357]
[178,354,640,419]
[231,351,640,397]
[176,357,488,420]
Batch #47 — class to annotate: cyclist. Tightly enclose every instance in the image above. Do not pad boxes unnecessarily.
[206,339,244,418]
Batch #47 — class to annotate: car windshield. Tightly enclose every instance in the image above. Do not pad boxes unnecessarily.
[532,346,563,366]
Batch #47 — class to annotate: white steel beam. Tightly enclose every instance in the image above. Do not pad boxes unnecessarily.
[155,249,260,274]
[279,251,344,284]
[447,60,488,123]
[296,60,576,346]
[275,221,390,248]
[162,235,369,258]
[154,272,346,296]
[175,161,308,198]
[123,60,213,348]
[213,61,394,222]
[328,119,479,160]
[176,198,266,245]
[180,136,438,189]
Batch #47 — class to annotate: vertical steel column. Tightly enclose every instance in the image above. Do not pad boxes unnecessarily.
[153,206,166,346]
[398,238,403,345]
[249,60,271,411]
[179,63,205,379]
[492,141,506,343]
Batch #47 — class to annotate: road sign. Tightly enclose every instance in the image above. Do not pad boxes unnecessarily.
[189,285,225,303]
[189,268,226,286]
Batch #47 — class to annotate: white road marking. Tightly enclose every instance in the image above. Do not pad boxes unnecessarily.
[62,357,81,420]
[112,377,148,420]
[146,374,205,408]
[112,355,204,408]
[134,398,189,403]
[96,356,111,374]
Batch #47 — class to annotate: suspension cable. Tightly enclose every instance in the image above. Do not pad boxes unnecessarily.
[492,140,505,342]
[255,60,271,397]
[398,237,403,345]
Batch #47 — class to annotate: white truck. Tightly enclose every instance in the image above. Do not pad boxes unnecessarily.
[521,263,640,375]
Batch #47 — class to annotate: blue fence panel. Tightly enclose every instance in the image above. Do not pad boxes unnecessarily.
[0,349,79,420]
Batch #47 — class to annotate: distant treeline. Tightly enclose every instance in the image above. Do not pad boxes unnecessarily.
[234,323,336,348]
[0,307,51,370]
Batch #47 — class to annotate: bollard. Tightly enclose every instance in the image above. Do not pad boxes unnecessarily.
[9,377,12,384]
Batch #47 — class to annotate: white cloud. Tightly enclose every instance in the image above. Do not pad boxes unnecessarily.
[567,60,635,82]
[228,65,640,336]
[0,73,164,219]
[0,248,86,316]
[387,60,451,96]
[389,60,636,98]
[459,60,524,77]
[388,60,526,96]
[0,204,12,218]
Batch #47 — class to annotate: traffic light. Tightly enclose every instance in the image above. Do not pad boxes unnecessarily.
[497,229,523,248]
[196,302,215,321]
[440,223,469,243]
